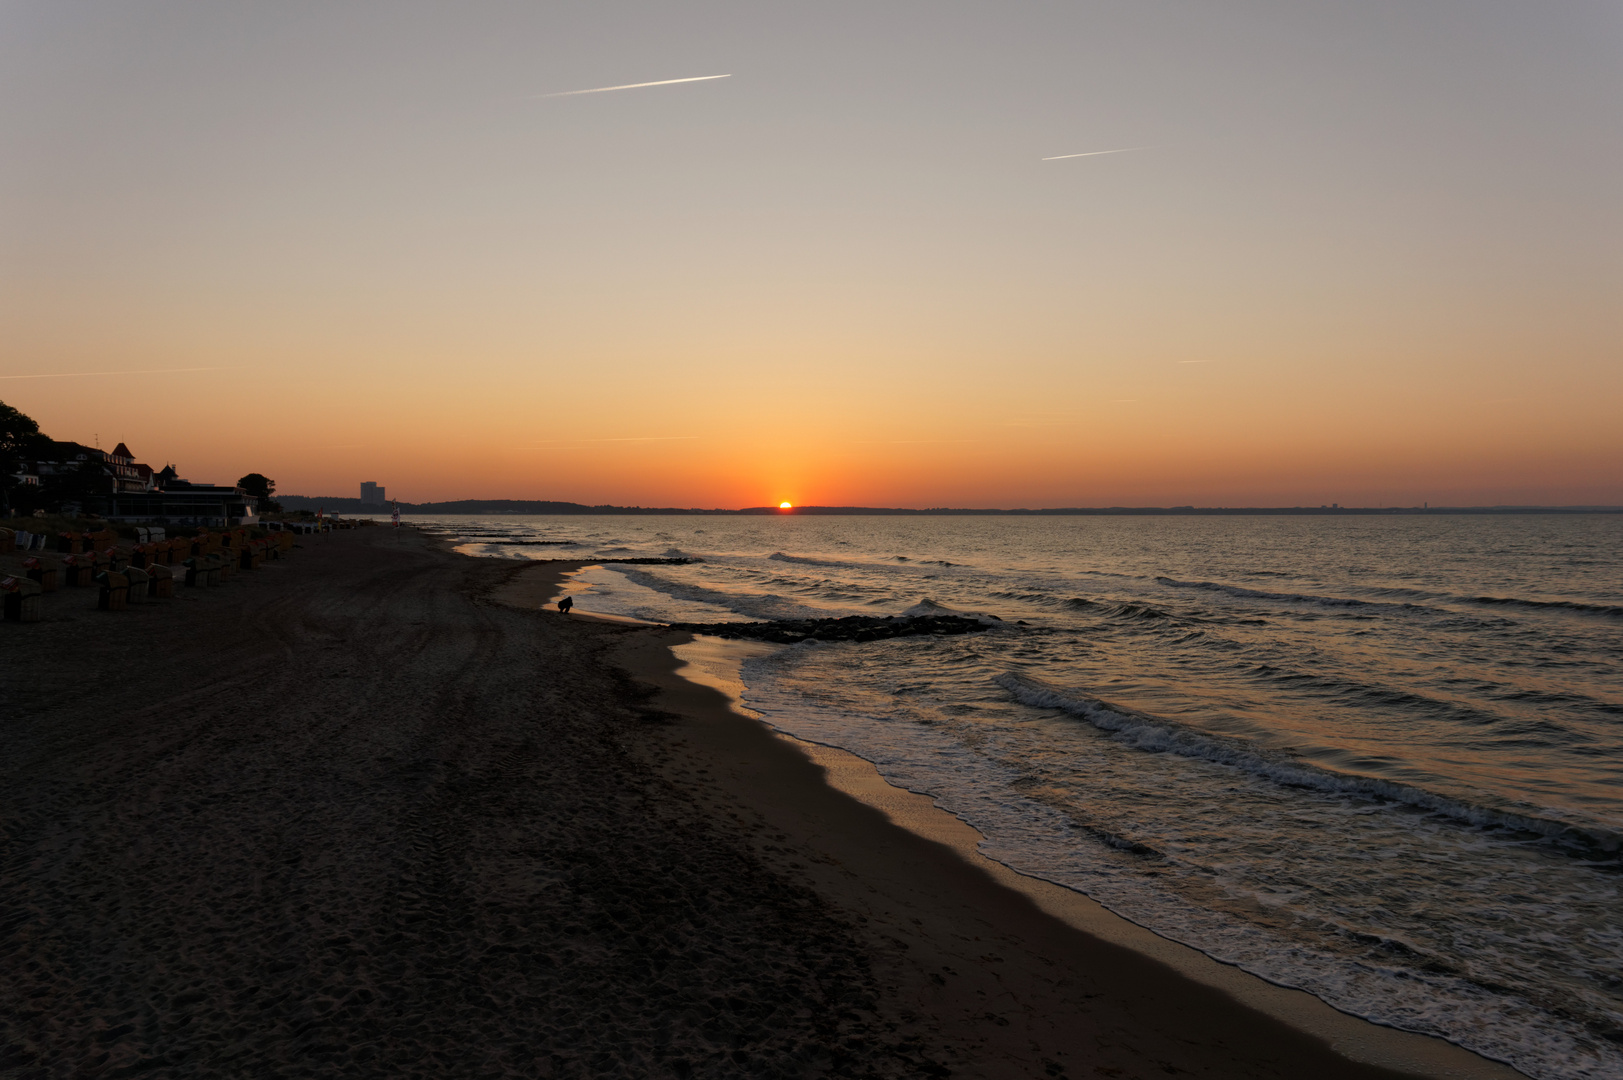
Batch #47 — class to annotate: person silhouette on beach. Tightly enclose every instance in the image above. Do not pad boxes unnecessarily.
[557,596,574,615]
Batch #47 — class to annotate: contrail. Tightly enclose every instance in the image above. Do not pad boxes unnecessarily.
[0,366,230,380]
[1042,146,1150,161]
[538,75,730,98]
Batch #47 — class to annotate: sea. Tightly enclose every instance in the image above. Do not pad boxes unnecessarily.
[414,512,1623,1080]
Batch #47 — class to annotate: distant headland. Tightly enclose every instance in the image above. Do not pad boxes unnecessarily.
[278,497,1623,516]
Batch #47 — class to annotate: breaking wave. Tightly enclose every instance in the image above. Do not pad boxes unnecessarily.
[994,672,1621,858]
[1464,595,1623,620]
[901,598,1004,625]
[611,566,830,622]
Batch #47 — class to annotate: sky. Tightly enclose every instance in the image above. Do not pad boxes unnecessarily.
[2,0,1620,508]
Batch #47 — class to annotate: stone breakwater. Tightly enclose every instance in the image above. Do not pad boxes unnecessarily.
[664,614,994,645]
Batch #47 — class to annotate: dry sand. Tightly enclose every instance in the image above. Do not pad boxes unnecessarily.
[0,528,1514,1078]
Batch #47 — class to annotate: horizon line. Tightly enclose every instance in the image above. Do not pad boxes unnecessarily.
[275,497,1623,516]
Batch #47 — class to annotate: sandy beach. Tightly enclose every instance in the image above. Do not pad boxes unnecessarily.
[0,527,1514,1078]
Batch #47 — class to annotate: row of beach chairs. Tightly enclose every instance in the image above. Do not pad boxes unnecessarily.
[0,526,297,622]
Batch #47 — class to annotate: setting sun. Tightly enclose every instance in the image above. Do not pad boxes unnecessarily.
[779,501,792,509]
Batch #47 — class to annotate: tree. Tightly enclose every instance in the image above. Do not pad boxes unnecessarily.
[47,455,112,514]
[1,399,52,516]
[237,472,280,513]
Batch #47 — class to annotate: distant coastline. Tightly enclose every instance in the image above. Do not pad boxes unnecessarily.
[277,497,1623,516]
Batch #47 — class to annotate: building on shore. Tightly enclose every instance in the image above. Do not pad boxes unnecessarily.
[360,481,386,505]
[11,442,257,526]
[105,467,258,526]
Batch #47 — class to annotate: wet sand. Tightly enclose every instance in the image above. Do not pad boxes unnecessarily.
[0,528,1515,1078]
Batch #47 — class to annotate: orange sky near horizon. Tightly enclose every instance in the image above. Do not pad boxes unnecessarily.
[2,2,1620,509]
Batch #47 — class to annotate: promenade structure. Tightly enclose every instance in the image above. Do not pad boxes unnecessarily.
[10,442,257,526]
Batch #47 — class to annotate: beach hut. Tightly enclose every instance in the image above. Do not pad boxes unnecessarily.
[61,554,94,588]
[123,565,150,604]
[23,557,58,592]
[96,570,129,611]
[1,576,42,622]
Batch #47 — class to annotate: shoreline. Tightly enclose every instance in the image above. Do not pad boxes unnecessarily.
[501,558,1524,1079]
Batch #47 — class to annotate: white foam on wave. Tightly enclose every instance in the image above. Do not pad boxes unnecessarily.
[556,564,746,624]
[612,565,834,622]
[901,598,959,616]
[742,656,1622,1080]
[901,597,1005,626]
[995,672,1620,855]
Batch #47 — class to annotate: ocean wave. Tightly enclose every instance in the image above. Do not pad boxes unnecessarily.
[994,673,1621,857]
[1464,595,1623,620]
[1100,601,1175,622]
[611,566,832,622]
[902,598,960,616]
[1234,663,1574,729]
[1361,585,1446,601]
[982,593,1165,618]
[990,589,1058,604]
[767,551,832,565]
[478,539,579,547]
[901,598,1005,626]
[764,551,874,571]
[1156,576,1380,609]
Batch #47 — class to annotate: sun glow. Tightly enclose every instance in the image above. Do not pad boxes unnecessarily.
[779,501,793,509]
